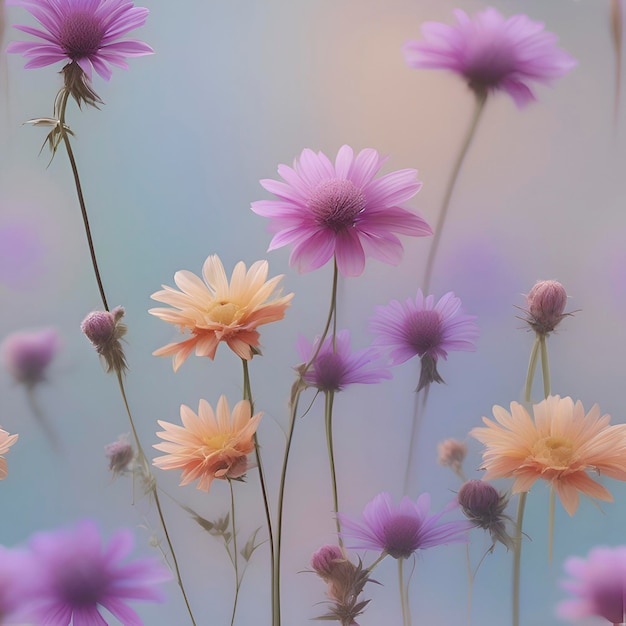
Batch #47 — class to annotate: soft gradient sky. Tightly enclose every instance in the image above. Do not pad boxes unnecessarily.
[1,1,625,624]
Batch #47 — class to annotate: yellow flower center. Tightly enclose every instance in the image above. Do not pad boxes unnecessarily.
[207,301,240,325]
[532,436,575,470]
[202,432,233,451]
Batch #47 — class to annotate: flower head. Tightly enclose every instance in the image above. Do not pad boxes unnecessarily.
[81,306,127,374]
[0,427,19,480]
[149,255,293,371]
[370,290,478,391]
[153,396,262,493]
[21,519,169,625]
[338,492,469,559]
[251,145,432,277]
[558,546,626,624]
[471,396,626,515]
[104,434,134,478]
[296,330,391,393]
[402,8,577,108]
[1,328,59,388]
[523,279,570,335]
[437,438,467,478]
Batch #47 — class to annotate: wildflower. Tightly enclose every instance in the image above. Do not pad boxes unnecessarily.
[457,480,514,550]
[153,396,262,493]
[149,255,293,371]
[0,547,33,623]
[338,492,469,559]
[0,427,18,480]
[104,434,134,478]
[437,438,467,478]
[471,396,626,515]
[523,280,569,335]
[1,328,59,388]
[251,145,432,277]
[402,7,577,108]
[370,290,478,391]
[21,519,169,625]
[557,545,626,624]
[81,306,127,374]
[296,330,391,393]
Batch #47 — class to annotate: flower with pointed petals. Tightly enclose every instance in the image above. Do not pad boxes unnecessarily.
[370,290,478,391]
[402,8,576,108]
[149,254,293,371]
[1,328,59,388]
[471,396,626,516]
[338,492,469,559]
[251,145,432,277]
[558,546,626,624]
[296,330,391,393]
[21,519,169,626]
[153,396,262,493]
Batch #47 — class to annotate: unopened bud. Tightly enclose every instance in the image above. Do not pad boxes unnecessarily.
[525,280,568,335]
[81,306,127,374]
[311,545,344,581]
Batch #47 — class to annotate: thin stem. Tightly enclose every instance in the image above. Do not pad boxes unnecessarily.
[324,391,342,544]
[229,480,241,626]
[423,91,487,294]
[466,543,473,626]
[512,492,527,626]
[539,335,551,399]
[611,0,623,124]
[367,552,388,573]
[397,558,412,626]
[524,336,540,403]
[403,383,430,495]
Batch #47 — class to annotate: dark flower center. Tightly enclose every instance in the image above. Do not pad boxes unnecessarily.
[308,179,366,233]
[404,309,443,356]
[308,352,347,392]
[382,514,422,559]
[592,580,626,624]
[57,560,110,606]
[464,40,517,89]
[59,12,106,59]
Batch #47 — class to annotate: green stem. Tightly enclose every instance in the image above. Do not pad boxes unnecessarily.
[539,335,551,399]
[367,552,388,573]
[229,480,240,626]
[324,391,342,544]
[512,492,527,626]
[398,558,412,626]
[423,91,487,294]
[524,336,540,403]
[466,543,473,626]
[611,0,623,124]
[403,384,430,495]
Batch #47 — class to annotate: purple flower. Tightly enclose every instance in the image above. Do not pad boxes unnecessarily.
[21,519,169,625]
[296,330,392,393]
[1,328,59,388]
[402,8,577,108]
[557,546,626,624]
[338,492,469,559]
[251,145,432,277]
[0,547,33,623]
[6,0,154,81]
[370,290,478,391]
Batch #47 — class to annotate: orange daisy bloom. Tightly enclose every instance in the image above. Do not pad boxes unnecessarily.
[470,395,626,515]
[149,254,293,371]
[153,396,262,492]
[0,427,18,479]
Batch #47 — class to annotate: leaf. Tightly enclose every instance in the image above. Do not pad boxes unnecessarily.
[179,503,215,533]
[240,527,263,562]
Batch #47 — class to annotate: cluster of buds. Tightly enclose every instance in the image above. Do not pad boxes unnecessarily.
[81,306,128,374]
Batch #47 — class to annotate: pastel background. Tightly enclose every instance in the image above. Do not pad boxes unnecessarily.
[1,0,624,624]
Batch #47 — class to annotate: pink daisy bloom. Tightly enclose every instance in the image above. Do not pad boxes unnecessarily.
[251,145,432,277]
[6,0,154,81]
[402,8,577,108]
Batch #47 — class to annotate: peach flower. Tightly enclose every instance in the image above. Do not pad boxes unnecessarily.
[150,255,293,371]
[471,395,626,515]
[153,396,261,492]
[0,427,18,479]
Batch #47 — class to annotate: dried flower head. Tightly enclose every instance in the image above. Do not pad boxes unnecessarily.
[104,434,134,478]
[437,438,467,478]
[403,8,577,108]
[523,280,569,335]
[1,328,59,388]
[81,306,127,374]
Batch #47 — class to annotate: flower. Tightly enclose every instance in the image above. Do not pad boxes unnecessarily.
[0,547,33,623]
[1,328,59,388]
[21,519,169,625]
[149,254,293,371]
[338,492,469,559]
[104,434,134,478]
[0,427,18,480]
[470,396,626,516]
[523,279,570,335]
[437,438,467,477]
[370,290,478,391]
[153,396,262,493]
[296,330,391,393]
[81,306,127,374]
[251,145,432,277]
[402,8,577,108]
[557,546,626,624]
[6,0,154,81]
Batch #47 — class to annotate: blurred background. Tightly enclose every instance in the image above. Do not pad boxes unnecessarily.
[0,0,624,624]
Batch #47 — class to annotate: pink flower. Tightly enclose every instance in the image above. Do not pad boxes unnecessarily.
[1,328,59,388]
[402,8,577,108]
[251,145,432,277]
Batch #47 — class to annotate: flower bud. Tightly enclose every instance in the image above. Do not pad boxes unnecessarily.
[525,280,568,335]
[81,306,127,374]
[104,435,134,477]
[311,545,344,581]
[1,328,59,388]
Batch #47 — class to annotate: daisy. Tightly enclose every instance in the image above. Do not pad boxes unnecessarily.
[471,396,626,515]
[153,396,262,493]
[251,145,432,277]
[149,254,293,371]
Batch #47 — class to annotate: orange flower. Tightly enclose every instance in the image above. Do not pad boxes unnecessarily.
[153,396,261,492]
[149,255,293,371]
[0,427,18,479]
[471,395,626,515]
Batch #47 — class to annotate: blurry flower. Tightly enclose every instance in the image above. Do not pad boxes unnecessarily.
[402,7,577,108]
[251,145,432,277]
[153,396,262,493]
[558,545,626,624]
[457,480,514,550]
[370,290,478,391]
[22,519,169,625]
[296,330,392,393]
[0,427,18,480]
[104,434,134,478]
[437,438,467,479]
[149,255,293,371]
[471,396,626,516]
[0,546,33,623]
[338,492,469,559]
[1,328,59,388]
[81,306,127,374]
[523,280,570,335]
